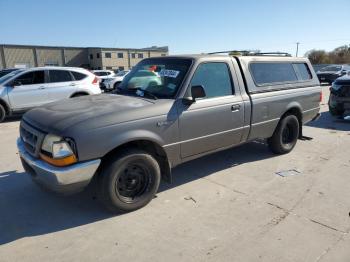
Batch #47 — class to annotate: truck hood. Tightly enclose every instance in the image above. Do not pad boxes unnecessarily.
[23,94,164,134]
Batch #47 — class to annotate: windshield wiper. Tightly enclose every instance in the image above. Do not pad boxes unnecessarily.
[133,88,158,100]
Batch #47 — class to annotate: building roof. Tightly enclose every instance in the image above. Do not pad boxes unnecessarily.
[0,44,169,52]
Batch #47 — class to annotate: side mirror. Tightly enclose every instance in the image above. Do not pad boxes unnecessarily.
[182,85,206,104]
[12,80,22,87]
[191,85,206,99]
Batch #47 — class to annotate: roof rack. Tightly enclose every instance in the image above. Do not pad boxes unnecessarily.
[252,52,292,57]
[207,50,292,57]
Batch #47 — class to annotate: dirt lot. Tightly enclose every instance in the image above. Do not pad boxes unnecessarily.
[0,86,349,262]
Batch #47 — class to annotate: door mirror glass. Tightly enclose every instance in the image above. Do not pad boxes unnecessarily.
[191,85,206,100]
[12,80,22,87]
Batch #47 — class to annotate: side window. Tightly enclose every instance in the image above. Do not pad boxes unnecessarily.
[250,63,298,85]
[293,63,312,80]
[71,71,87,81]
[190,62,233,98]
[49,70,73,83]
[15,71,45,85]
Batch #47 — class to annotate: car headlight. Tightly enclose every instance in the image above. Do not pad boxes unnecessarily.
[331,83,342,91]
[40,134,77,166]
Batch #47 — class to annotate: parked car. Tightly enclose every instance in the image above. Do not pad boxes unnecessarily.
[92,70,115,79]
[0,67,101,122]
[328,72,350,116]
[93,70,116,92]
[103,70,130,91]
[316,64,350,84]
[0,68,20,78]
[17,54,321,212]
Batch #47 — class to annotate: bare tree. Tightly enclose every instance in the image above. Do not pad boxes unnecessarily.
[305,45,350,64]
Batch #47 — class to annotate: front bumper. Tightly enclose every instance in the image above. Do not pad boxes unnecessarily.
[17,138,101,194]
[329,94,350,109]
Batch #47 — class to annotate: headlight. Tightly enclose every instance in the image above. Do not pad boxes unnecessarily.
[41,134,61,153]
[40,134,77,166]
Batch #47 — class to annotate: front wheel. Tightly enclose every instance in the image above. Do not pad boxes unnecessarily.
[0,104,6,123]
[98,149,161,213]
[113,82,121,90]
[267,115,299,154]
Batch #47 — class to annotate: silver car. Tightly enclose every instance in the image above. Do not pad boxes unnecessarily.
[0,67,101,122]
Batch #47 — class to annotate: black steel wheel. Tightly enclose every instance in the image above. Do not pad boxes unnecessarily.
[268,114,299,154]
[98,149,161,213]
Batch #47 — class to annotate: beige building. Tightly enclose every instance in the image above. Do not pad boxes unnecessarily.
[0,44,168,71]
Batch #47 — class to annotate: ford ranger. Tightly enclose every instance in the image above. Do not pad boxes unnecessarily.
[17,54,322,212]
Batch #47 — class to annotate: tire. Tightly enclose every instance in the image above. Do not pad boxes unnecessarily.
[0,104,6,123]
[113,82,121,90]
[329,105,344,116]
[98,149,161,213]
[328,102,344,116]
[267,114,300,154]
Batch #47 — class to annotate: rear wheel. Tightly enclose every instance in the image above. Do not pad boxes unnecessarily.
[267,115,299,154]
[98,149,161,213]
[0,104,6,123]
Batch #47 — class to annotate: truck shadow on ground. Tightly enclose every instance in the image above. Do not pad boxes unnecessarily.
[0,141,274,245]
[306,110,350,131]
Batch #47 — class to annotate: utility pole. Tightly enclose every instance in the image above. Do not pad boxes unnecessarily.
[296,42,300,57]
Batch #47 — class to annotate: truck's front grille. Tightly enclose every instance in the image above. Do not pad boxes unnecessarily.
[20,121,45,157]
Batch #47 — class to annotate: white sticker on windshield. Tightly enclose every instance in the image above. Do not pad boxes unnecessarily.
[159,69,180,78]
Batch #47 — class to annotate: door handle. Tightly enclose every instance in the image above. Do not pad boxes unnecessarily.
[70,83,76,86]
[231,104,241,112]
[38,86,46,90]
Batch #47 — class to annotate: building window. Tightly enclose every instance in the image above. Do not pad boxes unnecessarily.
[118,66,125,71]
[117,53,124,58]
[105,52,111,58]
[97,53,100,59]
[161,54,166,57]
[89,54,93,59]
[138,53,143,59]
[131,53,136,59]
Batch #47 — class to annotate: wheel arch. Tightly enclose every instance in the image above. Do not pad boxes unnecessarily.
[70,92,89,98]
[101,138,172,184]
[0,98,10,115]
[281,103,303,138]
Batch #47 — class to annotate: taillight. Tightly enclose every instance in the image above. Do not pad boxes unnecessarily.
[92,76,99,85]
[319,91,323,103]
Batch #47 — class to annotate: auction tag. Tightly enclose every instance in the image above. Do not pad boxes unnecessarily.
[159,69,180,78]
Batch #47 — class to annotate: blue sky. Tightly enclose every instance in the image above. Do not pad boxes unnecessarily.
[1,0,349,56]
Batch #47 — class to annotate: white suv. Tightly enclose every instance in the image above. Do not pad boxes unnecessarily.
[0,67,101,122]
[103,70,130,91]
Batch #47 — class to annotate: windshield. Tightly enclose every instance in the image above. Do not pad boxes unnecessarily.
[0,69,24,85]
[0,69,19,78]
[319,66,342,72]
[117,58,192,99]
